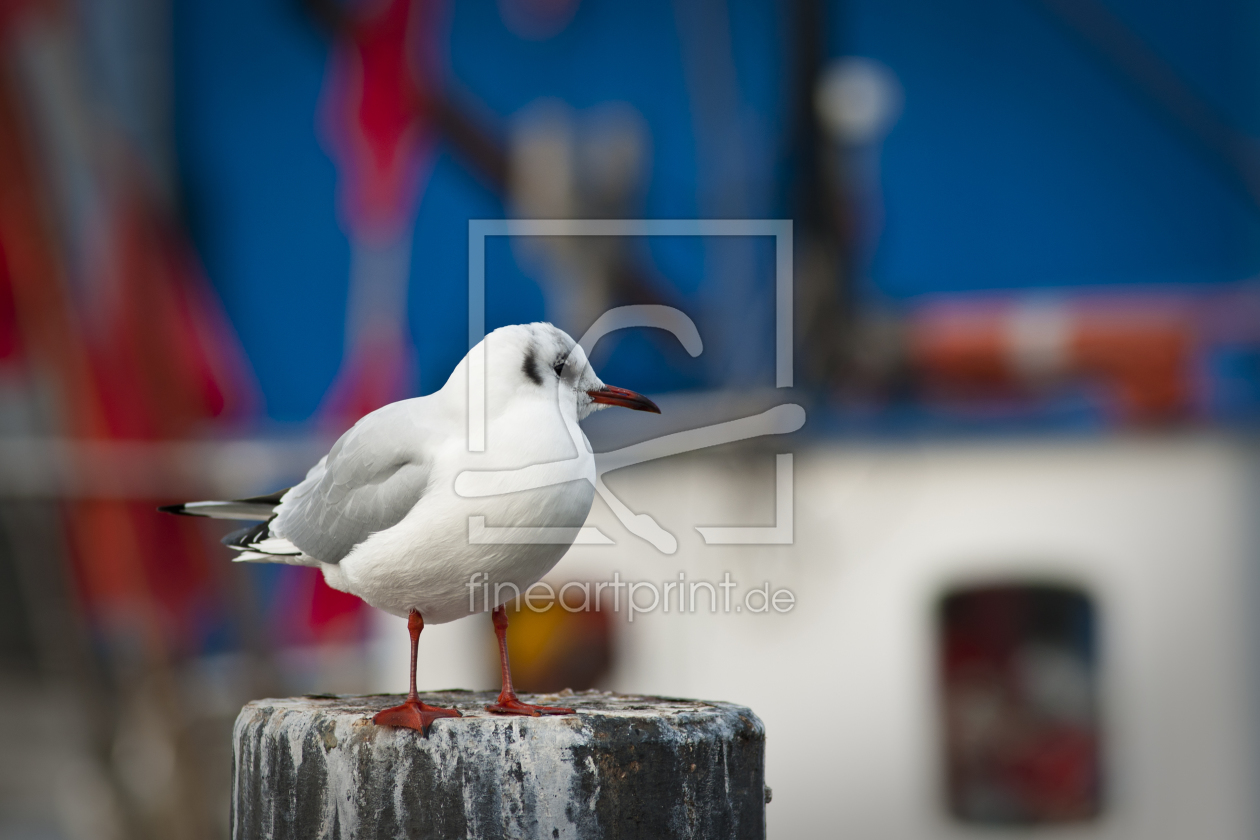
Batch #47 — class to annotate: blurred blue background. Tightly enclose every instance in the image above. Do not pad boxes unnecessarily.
[172,0,1260,420]
[4,0,1260,837]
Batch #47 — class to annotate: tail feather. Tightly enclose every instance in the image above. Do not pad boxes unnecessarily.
[222,518,316,566]
[160,489,315,566]
[158,488,290,521]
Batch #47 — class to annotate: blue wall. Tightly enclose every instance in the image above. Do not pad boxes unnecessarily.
[174,0,1260,420]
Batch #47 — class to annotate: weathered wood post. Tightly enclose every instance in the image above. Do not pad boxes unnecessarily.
[232,690,767,839]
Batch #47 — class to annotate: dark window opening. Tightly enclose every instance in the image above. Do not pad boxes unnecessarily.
[938,582,1102,825]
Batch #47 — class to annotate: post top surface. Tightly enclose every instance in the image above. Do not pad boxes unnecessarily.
[240,689,762,734]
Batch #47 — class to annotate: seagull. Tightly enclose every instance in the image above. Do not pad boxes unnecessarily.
[161,323,659,734]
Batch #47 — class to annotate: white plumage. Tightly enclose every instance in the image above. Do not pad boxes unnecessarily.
[172,323,660,626]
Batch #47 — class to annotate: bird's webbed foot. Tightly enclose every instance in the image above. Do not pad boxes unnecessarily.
[374,697,462,736]
[485,692,575,717]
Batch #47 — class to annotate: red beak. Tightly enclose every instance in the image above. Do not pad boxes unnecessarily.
[588,385,661,413]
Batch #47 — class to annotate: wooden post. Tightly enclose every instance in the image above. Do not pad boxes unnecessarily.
[232,690,767,839]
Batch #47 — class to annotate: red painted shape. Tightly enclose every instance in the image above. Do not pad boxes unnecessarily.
[322,0,440,235]
[0,236,19,361]
[308,572,369,643]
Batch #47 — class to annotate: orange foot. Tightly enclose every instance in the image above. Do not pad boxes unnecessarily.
[373,698,462,736]
[486,693,575,717]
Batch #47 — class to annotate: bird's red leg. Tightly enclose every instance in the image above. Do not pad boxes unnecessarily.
[485,605,575,716]
[373,609,462,735]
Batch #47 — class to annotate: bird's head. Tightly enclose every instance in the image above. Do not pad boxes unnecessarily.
[485,322,660,421]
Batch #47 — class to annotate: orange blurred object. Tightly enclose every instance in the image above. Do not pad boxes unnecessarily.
[910,299,1195,423]
[496,594,613,694]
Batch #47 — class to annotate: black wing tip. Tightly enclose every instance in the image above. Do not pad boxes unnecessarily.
[222,519,272,549]
[158,503,192,516]
[237,488,291,505]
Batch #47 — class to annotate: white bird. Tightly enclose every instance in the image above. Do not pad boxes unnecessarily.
[161,323,659,734]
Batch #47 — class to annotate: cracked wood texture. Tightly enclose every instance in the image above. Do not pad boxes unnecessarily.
[231,691,766,840]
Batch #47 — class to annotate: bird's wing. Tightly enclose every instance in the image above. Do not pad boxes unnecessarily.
[271,401,434,563]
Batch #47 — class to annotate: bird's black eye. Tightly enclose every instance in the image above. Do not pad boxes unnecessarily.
[553,359,566,377]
